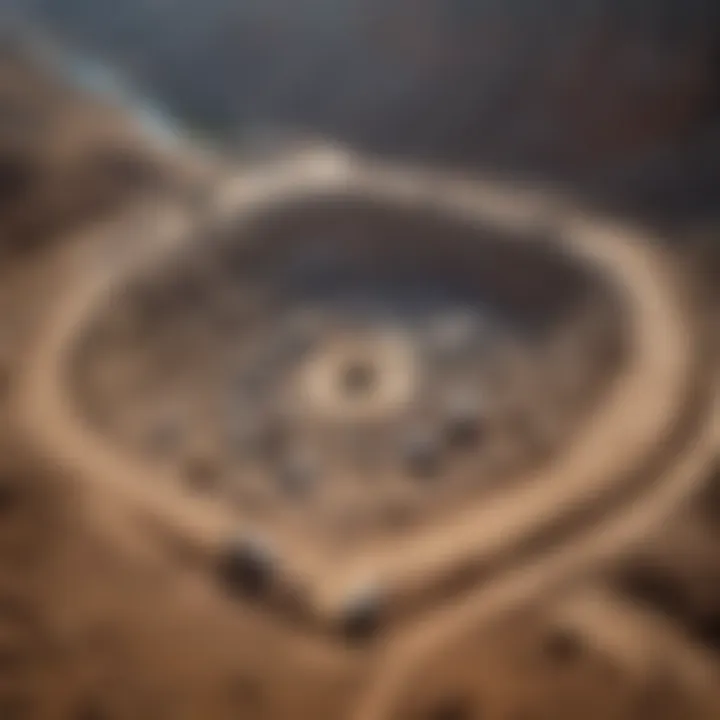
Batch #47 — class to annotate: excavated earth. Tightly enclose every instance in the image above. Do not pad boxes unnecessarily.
[0,44,718,720]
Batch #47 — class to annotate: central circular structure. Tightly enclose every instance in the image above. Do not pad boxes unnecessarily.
[298,330,419,421]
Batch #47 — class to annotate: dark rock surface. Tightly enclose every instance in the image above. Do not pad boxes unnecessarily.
[2,1,718,189]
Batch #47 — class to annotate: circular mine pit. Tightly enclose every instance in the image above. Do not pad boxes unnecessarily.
[68,184,627,547]
[17,156,710,644]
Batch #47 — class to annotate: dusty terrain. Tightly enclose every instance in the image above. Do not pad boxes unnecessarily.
[0,42,718,720]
